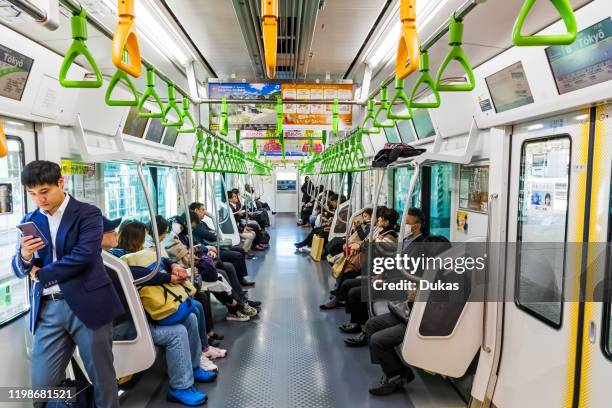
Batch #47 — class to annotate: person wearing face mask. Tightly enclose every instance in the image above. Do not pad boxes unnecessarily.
[402,208,427,255]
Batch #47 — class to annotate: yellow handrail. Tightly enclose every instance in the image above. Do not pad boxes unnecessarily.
[261,0,278,79]
[395,0,420,80]
[111,0,142,78]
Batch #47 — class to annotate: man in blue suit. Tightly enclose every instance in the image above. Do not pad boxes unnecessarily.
[12,160,123,408]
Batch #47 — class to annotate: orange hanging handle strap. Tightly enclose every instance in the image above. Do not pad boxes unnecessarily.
[112,0,142,78]
[0,118,8,158]
[261,0,278,79]
[395,0,420,80]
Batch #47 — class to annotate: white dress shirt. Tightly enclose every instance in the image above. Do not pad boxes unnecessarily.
[41,194,70,295]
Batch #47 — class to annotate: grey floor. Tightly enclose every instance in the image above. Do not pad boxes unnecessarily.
[121,215,466,408]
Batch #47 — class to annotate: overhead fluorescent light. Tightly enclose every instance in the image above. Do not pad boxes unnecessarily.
[365,0,451,69]
[575,114,588,121]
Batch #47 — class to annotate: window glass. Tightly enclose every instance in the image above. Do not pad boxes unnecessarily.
[516,137,570,327]
[397,119,417,143]
[412,109,436,139]
[0,138,29,324]
[429,164,452,239]
[392,168,421,215]
[156,167,179,219]
[459,166,489,212]
[162,126,179,147]
[384,125,401,143]
[61,159,98,205]
[122,106,149,138]
[103,162,153,221]
[144,118,164,143]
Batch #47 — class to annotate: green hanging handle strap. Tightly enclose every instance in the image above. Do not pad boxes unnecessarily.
[513,0,577,46]
[203,136,215,172]
[161,84,184,127]
[219,98,229,137]
[275,96,283,136]
[177,98,196,133]
[236,129,241,144]
[105,50,138,106]
[387,79,413,120]
[192,129,205,171]
[373,86,396,128]
[138,68,164,118]
[434,15,475,92]
[332,99,340,135]
[59,8,103,88]
[361,99,381,135]
[322,130,327,145]
[410,50,441,108]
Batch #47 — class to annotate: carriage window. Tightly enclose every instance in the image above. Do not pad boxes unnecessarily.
[156,167,179,219]
[0,137,29,325]
[384,125,401,143]
[397,119,417,143]
[516,137,570,328]
[103,162,154,221]
[429,164,452,239]
[393,168,421,215]
[459,166,489,212]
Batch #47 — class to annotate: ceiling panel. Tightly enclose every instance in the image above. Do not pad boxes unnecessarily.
[165,0,255,79]
[307,0,387,79]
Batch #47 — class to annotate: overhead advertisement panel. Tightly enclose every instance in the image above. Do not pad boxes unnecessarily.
[209,82,352,131]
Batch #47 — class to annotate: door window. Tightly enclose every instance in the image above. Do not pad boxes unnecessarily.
[0,137,29,325]
[429,164,453,239]
[602,178,612,359]
[515,137,571,328]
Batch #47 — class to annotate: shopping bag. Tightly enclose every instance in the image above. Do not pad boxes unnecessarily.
[310,234,325,262]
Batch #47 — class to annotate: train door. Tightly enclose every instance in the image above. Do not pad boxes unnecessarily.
[577,103,612,408]
[492,109,598,407]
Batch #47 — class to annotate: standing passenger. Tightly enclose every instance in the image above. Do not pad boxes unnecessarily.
[11,160,123,408]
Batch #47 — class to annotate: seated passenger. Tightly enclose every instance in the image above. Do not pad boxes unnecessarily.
[294,193,339,250]
[228,191,267,252]
[108,219,218,406]
[300,184,323,227]
[365,235,451,396]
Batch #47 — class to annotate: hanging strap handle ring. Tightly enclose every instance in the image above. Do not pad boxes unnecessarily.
[332,99,339,135]
[395,0,420,80]
[361,99,382,135]
[219,98,229,136]
[105,50,139,106]
[138,68,164,118]
[112,0,142,78]
[513,0,577,46]
[178,98,196,133]
[261,0,278,78]
[434,15,475,92]
[387,79,413,120]
[409,50,441,108]
[161,84,185,127]
[275,96,283,137]
[373,86,396,128]
[59,8,103,88]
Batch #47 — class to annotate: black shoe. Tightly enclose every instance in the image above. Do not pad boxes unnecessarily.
[294,242,306,248]
[344,332,367,347]
[208,338,221,347]
[368,371,414,396]
[247,299,262,308]
[319,299,340,310]
[272,211,277,215]
[209,332,224,341]
[240,279,255,287]
[338,323,361,334]
[329,289,337,296]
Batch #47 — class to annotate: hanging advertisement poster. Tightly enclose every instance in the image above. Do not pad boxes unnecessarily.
[0,44,34,101]
[282,83,353,129]
[208,83,281,130]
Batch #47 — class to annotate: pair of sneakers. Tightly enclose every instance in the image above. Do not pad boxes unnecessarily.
[200,345,226,372]
[166,368,218,406]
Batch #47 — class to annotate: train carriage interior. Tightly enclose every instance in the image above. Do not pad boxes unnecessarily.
[0,0,611,407]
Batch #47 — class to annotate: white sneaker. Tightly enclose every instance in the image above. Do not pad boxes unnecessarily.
[204,345,227,360]
[298,247,311,254]
[226,311,250,322]
[200,354,218,371]
[241,304,258,317]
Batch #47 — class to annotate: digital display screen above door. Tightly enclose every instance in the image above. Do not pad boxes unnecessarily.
[485,61,534,113]
[545,17,612,95]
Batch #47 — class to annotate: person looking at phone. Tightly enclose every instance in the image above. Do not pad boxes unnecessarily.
[11,160,123,408]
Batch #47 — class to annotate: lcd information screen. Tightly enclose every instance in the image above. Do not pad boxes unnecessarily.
[144,118,164,143]
[412,109,435,139]
[546,18,612,95]
[485,61,534,113]
[162,126,179,147]
[122,107,149,138]
[0,44,34,101]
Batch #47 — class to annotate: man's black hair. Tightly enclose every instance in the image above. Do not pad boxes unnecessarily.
[189,202,204,212]
[407,208,426,227]
[384,208,400,226]
[148,215,169,237]
[21,160,62,188]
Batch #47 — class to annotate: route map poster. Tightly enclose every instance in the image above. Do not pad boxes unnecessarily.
[0,44,34,101]
[546,17,612,95]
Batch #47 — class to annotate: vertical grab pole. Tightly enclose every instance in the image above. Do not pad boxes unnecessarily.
[209,172,222,254]
[366,168,386,317]
[133,161,161,285]
[175,166,195,284]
